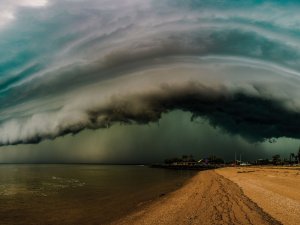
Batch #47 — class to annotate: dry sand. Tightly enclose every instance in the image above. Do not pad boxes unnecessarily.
[111,169,284,225]
[217,167,300,225]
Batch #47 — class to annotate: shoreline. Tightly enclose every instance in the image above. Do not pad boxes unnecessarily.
[111,168,284,225]
[107,169,197,225]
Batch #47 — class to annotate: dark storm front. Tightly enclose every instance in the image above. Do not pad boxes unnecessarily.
[0,165,195,225]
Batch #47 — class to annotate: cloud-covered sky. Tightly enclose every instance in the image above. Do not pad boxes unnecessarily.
[0,0,300,163]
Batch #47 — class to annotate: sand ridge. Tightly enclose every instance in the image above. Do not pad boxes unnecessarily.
[217,167,300,225]
[112,170,281,225]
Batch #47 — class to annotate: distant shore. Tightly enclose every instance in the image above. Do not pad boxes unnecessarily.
[112,166,300,225]
[150,163,223,170]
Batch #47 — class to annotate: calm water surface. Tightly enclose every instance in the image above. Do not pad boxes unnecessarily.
[0,165,195,225]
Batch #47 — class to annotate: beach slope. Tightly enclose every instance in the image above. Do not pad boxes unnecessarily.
[112,170,281,225]
[217,167,300,225]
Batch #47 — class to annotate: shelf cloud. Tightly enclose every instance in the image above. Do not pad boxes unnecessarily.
[1,0,300,151]
[1,79,300,145]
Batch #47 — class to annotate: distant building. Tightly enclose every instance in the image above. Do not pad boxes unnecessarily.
[255,159,271,165]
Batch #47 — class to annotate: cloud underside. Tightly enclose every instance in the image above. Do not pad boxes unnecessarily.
[1,82,300,146]
[1,0,300,148]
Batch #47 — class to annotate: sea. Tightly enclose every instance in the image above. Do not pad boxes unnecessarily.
[0,164,195,225]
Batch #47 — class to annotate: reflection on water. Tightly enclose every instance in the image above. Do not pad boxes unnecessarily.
[0,165,195,225]
[0,176,85,197]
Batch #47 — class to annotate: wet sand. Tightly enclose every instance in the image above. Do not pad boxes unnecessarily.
[217,166,300,225]
[112,169,282,225]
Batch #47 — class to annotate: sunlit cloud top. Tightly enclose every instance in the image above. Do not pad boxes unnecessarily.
[0,0,48,29]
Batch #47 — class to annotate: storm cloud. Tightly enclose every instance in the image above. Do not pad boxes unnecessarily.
[0,0,300,161]
[1,81,300,145]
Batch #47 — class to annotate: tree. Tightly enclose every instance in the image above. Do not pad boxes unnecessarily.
[272,154,281,165]
[290,153,295,164]
[208,155,224,164]
[187,155,196,162]
[164,157,182,164]
[182,155,188,162]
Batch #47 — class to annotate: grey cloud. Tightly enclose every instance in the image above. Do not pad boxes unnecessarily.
[1,81,300,146]
[3,27,300,113]
[2,0,300,106]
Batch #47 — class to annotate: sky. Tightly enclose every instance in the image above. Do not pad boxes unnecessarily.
[0,0,300,163]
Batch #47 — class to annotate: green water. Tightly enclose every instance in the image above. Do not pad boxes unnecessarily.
[0,165,195,225]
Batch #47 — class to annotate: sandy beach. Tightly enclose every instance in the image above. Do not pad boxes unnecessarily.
[217,167,300,225]
[112,167,300,225]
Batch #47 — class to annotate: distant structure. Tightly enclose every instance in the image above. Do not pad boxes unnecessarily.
[233,152,249,166]
[159,154,225,170]
[255,159,271,165]
[254,145,300,166]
